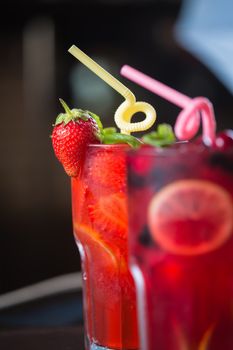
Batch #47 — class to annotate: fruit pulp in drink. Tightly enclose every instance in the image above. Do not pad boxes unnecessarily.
[127,144,233,350]
[72,144,138,350]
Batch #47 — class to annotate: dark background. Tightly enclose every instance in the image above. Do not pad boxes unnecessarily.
[0,0,232,295]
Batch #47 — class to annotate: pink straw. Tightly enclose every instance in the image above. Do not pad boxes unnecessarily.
[120,65,216,145]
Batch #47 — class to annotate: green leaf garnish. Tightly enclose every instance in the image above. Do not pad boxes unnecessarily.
[102,131,141,148]
[142,123,176,147]
[102,127,117,135]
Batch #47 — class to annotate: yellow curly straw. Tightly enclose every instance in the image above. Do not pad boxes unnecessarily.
[68,45,156,135]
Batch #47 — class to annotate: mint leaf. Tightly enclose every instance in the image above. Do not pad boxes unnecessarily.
[102,127,117,135]
[142,123,175,147]
[102,132,141,148]
[100,127,141,148]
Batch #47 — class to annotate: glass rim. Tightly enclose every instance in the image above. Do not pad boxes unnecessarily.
[127,143,208,157]
[87,143,130,150]
[128,145,233,158]
[88,142,233,157]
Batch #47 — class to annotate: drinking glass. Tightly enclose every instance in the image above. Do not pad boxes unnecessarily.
[127,143,233,350]
[71,144,138,350]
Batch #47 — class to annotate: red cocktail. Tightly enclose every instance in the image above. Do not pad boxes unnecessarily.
[127,142,233,350]
[72,144,138,350]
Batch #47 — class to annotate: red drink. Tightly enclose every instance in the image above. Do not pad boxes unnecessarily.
[127,143,233,350]
[72,145,138,350]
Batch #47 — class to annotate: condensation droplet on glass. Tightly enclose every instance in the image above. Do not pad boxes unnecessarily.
[83,272,87,281]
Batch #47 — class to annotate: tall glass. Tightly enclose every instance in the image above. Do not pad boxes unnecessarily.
[127,143,233,350]
[71,144,138,350]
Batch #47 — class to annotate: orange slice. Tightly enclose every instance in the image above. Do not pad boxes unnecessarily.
[73,223,128,272]
[73,223,117,266]
[88,192,127,239]
[148,180,233,255]
[74,223,130,303]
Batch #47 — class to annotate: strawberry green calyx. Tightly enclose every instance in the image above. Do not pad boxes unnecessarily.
[55,98,95,126]
[88,112,103,131]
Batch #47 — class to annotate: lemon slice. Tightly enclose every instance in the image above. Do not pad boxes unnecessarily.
[148,180,233,255]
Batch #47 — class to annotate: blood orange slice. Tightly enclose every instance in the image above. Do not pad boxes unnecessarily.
[73,222,122,288]
[74,223,127,303]
[73,223,117,265]
[88,193,127,239]
[148,180,233,255]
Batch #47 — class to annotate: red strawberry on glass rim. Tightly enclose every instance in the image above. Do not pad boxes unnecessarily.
[52,99,101,177]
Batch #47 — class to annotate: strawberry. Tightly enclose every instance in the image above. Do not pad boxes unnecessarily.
[86,145,127,194]
[52,99,101,177]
